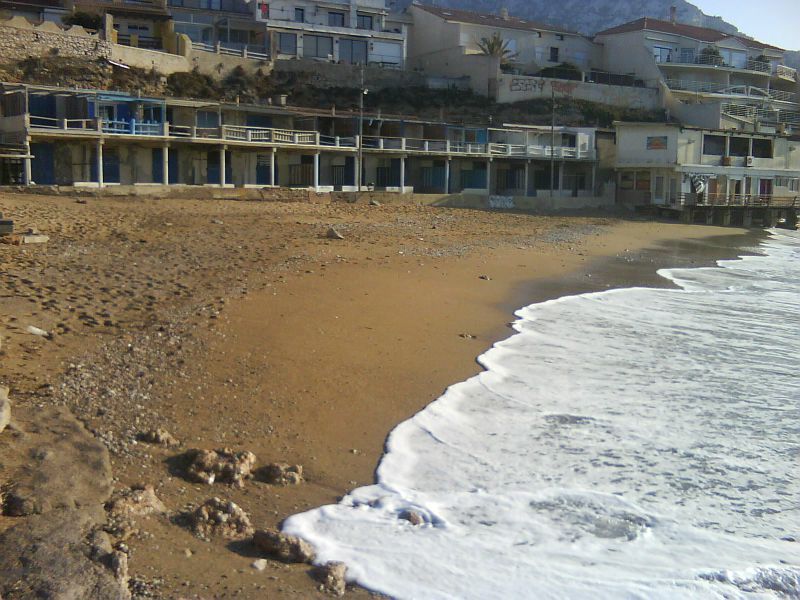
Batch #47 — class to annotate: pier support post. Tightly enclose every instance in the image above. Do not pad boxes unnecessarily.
[486,158,492,195]
[399,155,406,192]
[444,158,450,194]
[558,162,564,195]
[524,160,530,197]
[270,148,276,186]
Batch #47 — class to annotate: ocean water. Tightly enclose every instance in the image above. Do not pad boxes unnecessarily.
[285,230,800,599]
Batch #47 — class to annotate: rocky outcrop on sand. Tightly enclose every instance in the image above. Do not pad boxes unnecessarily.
[252,529,316,564]
[312,561,348,596]
[1,407,112,517]
[0,508,130,600]
[188,497,254,540]
[185,448,256,487]
[258,462,303,486]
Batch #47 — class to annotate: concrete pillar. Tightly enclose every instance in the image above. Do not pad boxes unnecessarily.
[591,164,596,197]
[97,141,104,187]
[743,208,753,228]
[23,141,32,185]
[270,148,276,186]
[162,144,169,185]
[486,159,492,194]
[219,146,226,186]
[558,162,564,195]
[444,158,450,194]
[399,155,405,192]
[313,152,320,191]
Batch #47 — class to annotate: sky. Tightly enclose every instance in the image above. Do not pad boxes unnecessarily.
[691,0,799,51]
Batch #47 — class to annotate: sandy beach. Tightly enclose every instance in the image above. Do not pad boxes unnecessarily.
[0,191,755,599]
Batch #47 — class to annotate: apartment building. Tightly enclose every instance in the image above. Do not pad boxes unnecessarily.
[595,13,800,133]
[0,83,599,198]
[256,0,407,66]
[614,121,800,206]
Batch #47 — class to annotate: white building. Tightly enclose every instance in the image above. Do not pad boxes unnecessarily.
[595,13,800,134]
[614,121,800,206]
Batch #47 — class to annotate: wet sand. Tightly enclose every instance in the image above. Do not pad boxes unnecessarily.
[0,192,755,599]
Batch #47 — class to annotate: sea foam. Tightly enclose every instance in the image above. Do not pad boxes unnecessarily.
[285,230,800,599]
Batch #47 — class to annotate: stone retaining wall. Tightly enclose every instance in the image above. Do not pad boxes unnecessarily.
[0,16,110,63]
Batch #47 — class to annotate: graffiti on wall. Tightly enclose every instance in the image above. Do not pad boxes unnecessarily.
[508,77,579,95]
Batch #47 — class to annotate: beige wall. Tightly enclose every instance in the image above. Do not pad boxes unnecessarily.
[111,44,190,74]
[495,74,660,109]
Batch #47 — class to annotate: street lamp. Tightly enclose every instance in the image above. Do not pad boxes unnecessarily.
[357,65,368,192]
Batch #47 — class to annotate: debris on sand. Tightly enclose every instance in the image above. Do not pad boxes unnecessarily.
[188,497,254,541]
[252,529,316,564]
[185,448,256,487]
[259,462,303,486]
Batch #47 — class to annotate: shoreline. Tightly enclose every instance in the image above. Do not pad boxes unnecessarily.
[0,193,758,599]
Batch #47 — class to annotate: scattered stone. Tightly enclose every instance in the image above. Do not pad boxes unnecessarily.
[252,529,316,564]
[458,333,476,340]
[478,274,491,281]
[185,448,256,487]
[188,497,254,541]
[137,428,180,447]
[369,199,381,206]
[25,325,50,338]
[75,198,88,204]
[399,510,424,526]
[211,219,224,225]
[326,227,345,240]
[259,463,303,486]
[183,548,193,557]
[0,386,10,435]
[312,561,348,596]
[251,558,268,571]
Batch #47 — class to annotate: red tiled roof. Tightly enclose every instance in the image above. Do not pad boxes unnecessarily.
[595,17,783,52]
[415,4,579,36]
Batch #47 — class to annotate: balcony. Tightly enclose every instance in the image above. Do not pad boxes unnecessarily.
[774,64,798,81]
[721,103,800,126]
[665,79,797,104]
[658,54,771,74]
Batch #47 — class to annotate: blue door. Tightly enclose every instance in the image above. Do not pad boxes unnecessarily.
[256,154,272,185]
[90,148,120,183]
[30,143,55,185]
[207,150,232,184]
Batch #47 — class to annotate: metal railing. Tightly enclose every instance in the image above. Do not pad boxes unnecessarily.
[192,41,269,61]
[676,193,798,208]
[665,79,797,103]
[721,103,800,126]
[658,53,771,73]
[25,117,599,158]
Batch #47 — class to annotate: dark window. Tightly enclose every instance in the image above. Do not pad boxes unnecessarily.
[278,32,297,54]
[356,13,373,29]
[752,138,772,158]
[556,34,564,40]
[729,137,749,157]
[562,133,576,147]
[340,38,367,64]
[549,47,559,62]
[294,7,304,22]
[703,135,725,156]
[304,34,333,59]
[328,11,345,27]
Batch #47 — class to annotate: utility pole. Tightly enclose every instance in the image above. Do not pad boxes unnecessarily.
[550,85,556,198]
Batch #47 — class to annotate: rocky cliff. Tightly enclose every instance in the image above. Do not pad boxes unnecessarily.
[397,0,738,36]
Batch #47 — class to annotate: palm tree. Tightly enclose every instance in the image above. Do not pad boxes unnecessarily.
[476,32,518,66]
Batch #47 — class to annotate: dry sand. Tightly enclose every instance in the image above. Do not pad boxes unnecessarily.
[0,192,752,599]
